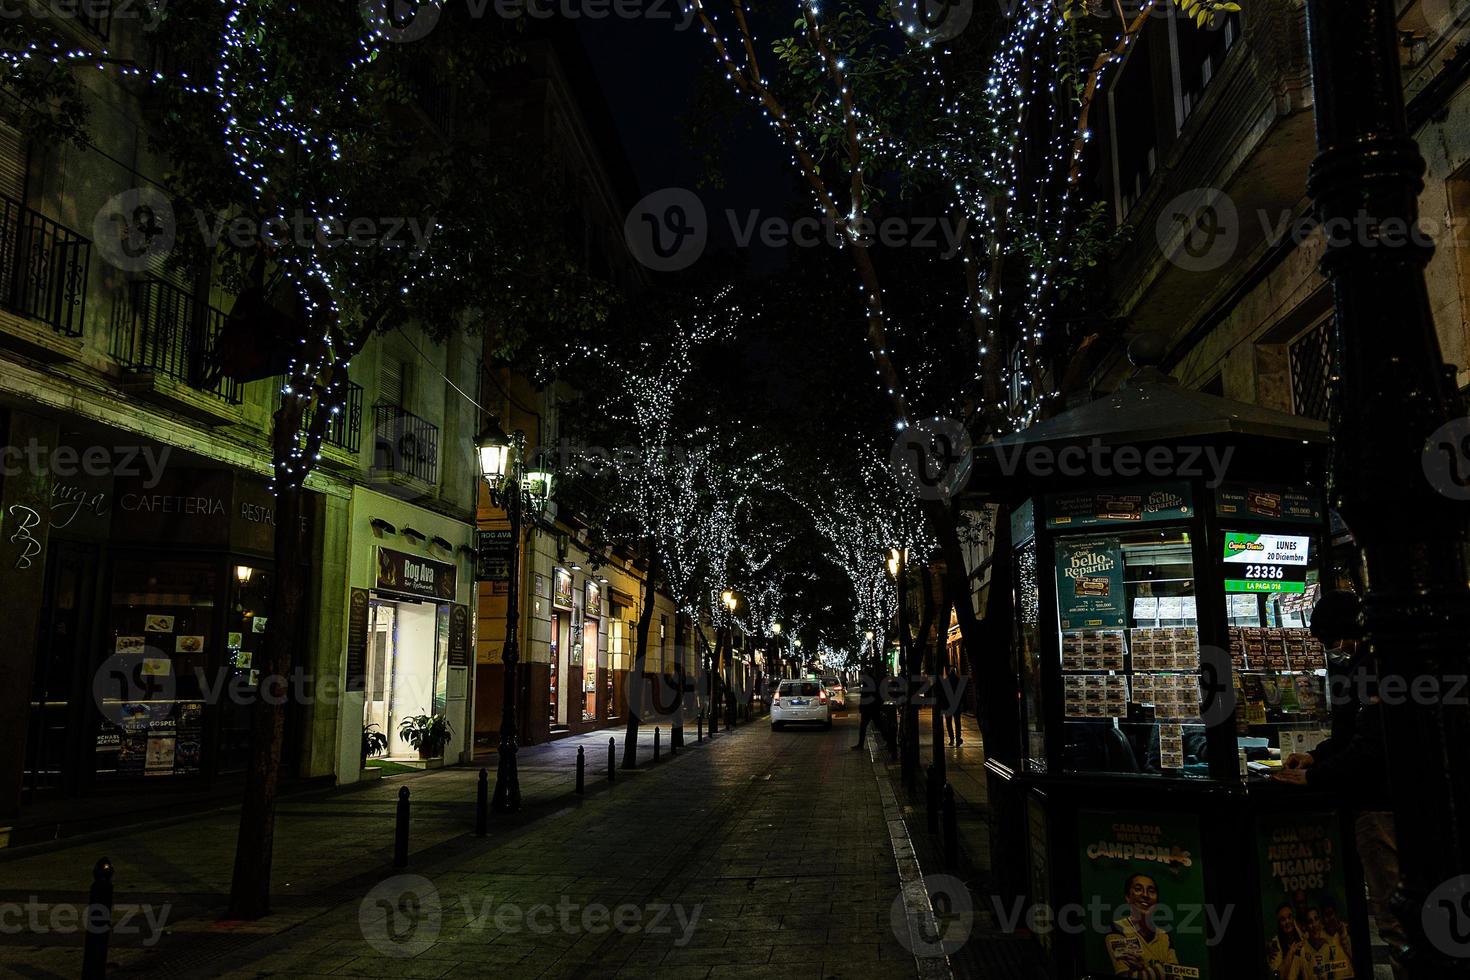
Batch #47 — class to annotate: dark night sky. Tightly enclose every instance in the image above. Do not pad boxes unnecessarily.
[572,15,800,268]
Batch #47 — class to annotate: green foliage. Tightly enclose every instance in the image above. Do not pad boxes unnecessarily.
[397,713,453,754]
[362,724,389,759]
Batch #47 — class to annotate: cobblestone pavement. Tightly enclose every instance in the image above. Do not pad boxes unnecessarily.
[0,713,932,979]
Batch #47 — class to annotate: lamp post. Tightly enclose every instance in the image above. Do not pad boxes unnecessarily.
[477,420,550,814]
[720,589,738,728]
[1303,2,1470,973]
[888,548,917,786]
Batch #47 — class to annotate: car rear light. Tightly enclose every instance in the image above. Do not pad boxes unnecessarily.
[818,691,828,703]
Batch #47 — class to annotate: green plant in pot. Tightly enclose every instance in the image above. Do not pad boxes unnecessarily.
[362,724,388,764]
[398,714,453,760]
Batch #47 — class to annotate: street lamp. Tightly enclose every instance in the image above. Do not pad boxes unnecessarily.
[477,419,551,813]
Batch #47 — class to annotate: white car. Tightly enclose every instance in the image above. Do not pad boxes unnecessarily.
[771,679,832,730]
[821,676,847,709]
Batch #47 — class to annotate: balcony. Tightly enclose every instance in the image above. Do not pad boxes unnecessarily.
[280,380,364,468]
[112,278,244,424]
[373,404,439,486]
[0,193,90,360]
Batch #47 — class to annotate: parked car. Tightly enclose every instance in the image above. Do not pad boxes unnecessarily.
[771,679,831,730]
[820,675,847,709]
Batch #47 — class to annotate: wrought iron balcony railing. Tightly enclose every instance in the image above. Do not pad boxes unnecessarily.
[373,404,439,484]
[0,193,90,337]
[112,278,241,403]
[280,379,364,455]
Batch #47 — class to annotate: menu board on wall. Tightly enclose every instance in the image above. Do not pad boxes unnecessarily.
[1046,483,1193,529]
[1056,538,1127,629]
[346,587,370,692]
[553,567,574,609]
[476,529,512,581]
[1256,812,1354,980]
[1077,810,1210,979]
[585,581,602,618]
[448,603,470,668]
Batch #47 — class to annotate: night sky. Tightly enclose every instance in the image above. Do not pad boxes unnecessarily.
[573,15,800,268]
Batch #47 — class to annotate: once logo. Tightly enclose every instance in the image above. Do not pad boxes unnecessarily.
[624,188,707,272]
[1422,417,1470,501]
[890,416,974,502]
[1155,187,1238,273]
[1423,874,1470,958]
[890,0,973,44]
[361,0,443,43]
[891,873,974,956]
[360,874,443,957]
[92,649,178,728]
[93,187,176,273]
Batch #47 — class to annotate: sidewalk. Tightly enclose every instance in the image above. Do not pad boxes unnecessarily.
[0,721,709,977]
[877,709,1047,980]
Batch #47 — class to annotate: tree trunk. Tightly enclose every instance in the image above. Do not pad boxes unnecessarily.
[622,549,659,769]
[227,462,304,919]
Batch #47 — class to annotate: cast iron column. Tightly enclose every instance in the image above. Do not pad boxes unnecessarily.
[1305,1,1470,973]
[491,434,524,812]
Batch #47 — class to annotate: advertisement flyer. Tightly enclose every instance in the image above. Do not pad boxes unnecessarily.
[1056,538,1127,629]
[1077,810,1210,979]
[1256,812,1355,980]
[1046,483,1193,529]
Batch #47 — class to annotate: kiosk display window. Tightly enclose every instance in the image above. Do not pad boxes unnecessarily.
[1056,529,1210,778]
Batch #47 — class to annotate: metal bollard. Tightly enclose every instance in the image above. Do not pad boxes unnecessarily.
[608,738,616,783]
[654,727,661,762]
[576,746,585,794]
[942,784,959,869]
[475,768,488,837]
[671,726,679,755]
[81,857,113,980]
[394,786,410,868]
[926,764,940,834]
[697,715,703,742]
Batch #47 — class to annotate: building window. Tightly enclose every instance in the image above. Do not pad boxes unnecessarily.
[1289,318,1336,422]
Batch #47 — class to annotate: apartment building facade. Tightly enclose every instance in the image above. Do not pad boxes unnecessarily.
[0,8,485,820]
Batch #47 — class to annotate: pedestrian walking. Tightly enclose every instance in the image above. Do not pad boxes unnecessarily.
[853,660,880,750]
[942,664,963,746]
[1272,589,1404,980]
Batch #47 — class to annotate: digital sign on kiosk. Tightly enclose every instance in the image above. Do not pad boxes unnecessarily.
[1222,532,1312,594]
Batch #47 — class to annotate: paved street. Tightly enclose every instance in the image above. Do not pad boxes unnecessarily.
[0,713,935,979]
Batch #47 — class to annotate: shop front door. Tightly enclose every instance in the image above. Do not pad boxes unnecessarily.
[366,598,440,759]
[24,541,100,800]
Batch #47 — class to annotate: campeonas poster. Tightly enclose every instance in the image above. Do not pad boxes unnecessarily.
[1056,538,1127,630]
[1256,812,1355,980]
[1078,810,1211,979]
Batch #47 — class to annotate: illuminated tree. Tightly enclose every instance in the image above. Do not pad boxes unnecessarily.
[6,2,606,916]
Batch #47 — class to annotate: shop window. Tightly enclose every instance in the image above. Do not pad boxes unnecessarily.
[1056,529,1210,778]
[1174,8,1242,127]
[99,560,218,780]
[1289,318,1335,422]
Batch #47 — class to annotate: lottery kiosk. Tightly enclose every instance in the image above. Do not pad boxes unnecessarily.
[977,347,1373,980]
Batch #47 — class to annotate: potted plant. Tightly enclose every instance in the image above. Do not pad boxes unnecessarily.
[361,724,388,767]
[398,714,453,760]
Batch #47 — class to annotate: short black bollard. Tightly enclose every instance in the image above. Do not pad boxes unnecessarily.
[697,715,703,742]
[475,768,488,837]
[81,857,113,980]
[608,738,616,782]
[576,746,585,794]
[941,784,959,869]
[926,764,940,834]
[394,786,410,868]
[653,727,661,762]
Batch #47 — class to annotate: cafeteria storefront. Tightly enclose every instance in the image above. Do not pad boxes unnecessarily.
[13,452,319,805]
